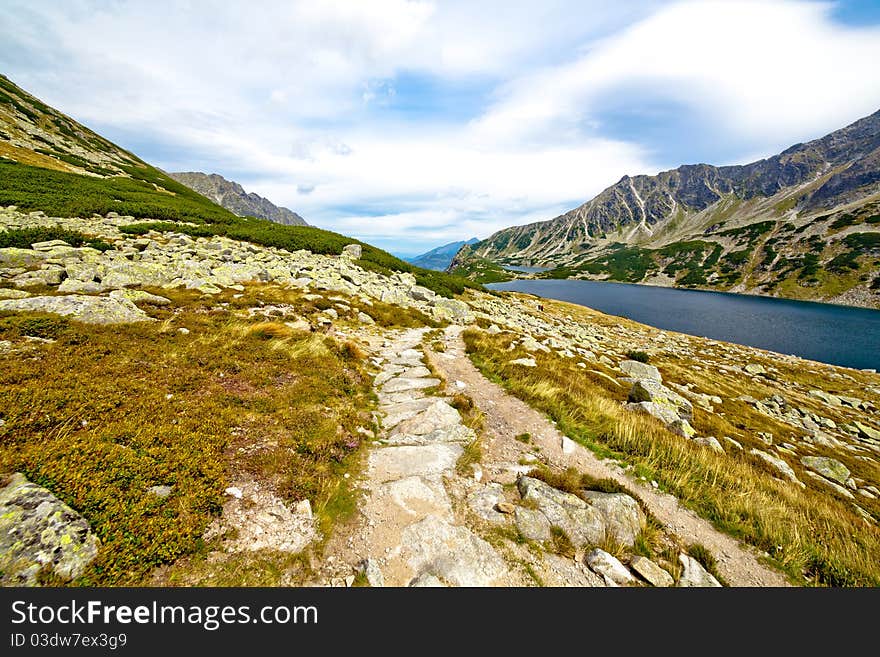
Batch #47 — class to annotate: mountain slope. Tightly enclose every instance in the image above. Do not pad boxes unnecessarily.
[0,74,478,299]
[407,237,479,270]
[169,171,307,226]
[453,110,880,308]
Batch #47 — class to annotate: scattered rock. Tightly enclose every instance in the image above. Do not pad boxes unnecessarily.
[750,449,804,487]
[693,436,725,454]
[630,556,673,587]
[582,490,644,547]
[147,485,173,499]
[744,363,766,375]
[509,357,537,367]
[341,244,362,259]
[109,289,171,306]
[619,360,661,381]
[677,554,722,587]
[628,378,693,422]
[800,456,850,485]
[585,548,636,586]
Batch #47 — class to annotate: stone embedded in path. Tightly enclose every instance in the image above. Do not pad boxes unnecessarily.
[400,365,432,378]
[516,476,605,548]
[0,474,99,585]
[630,556,674,587]
[390,399,462,436]
[380,398,444,429]
[383,424,475,446]
[401,515,506,587]
[582,491,645,547]
[368,444,464,483]
[383,476,453,518]
[0,294,153,324]
[677,554,722,587]
[381,377,441,394]
[466,484,508,523]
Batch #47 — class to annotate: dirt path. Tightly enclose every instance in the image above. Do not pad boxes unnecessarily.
[428,325,791,587]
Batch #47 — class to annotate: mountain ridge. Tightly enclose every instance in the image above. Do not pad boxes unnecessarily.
[407,237,479,270]
[169,171,308,226]
[452,109,880,309]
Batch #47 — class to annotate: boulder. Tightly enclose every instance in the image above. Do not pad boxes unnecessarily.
[585,548,636,586]
[750,449,803,487]
[744,363,766,375]
[628,378,693,422]
[109,289,171,306]
[693,436,725,454]
[13,268,65,287]
[625,401,696,438]
[630,556,673,587]
[514,507,552,541]
[341,244,362,259]
[0,294,153,324]
[581,491,644,547]
[466,484,508,523]
[677,554,721,587]
[619,360,661,381]
[800,456,850,485]
[0,474,99,585]
[0,288,30,300]
[0,247,46,267]
[516,477,605,548]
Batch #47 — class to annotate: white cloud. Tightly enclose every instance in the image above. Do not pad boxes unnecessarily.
[1,1,879,254]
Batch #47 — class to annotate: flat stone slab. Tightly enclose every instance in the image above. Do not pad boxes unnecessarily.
[380,398,440,429]
[383,424,476,446]
[381,476,453,519]
[401,515,506,587]
[390,399,462,436]
[0,294,153,324]
[369,444,463,482]
[382,377,441,394]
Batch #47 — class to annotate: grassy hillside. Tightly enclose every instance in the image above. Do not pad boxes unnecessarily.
[0,160,479,298]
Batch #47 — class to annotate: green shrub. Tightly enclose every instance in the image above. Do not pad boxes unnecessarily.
[625,350,650,363]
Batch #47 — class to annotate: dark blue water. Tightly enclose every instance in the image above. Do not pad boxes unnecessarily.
[488,279,880,370]
[503,265,551,273]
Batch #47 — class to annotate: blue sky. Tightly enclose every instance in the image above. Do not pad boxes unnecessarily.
[2,1,880,257]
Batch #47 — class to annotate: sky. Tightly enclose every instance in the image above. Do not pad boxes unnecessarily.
[2,1,880,257]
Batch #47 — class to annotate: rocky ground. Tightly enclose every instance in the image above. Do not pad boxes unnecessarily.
[2,207,879,586]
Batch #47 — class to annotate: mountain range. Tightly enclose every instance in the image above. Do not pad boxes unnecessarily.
[407,238,479,270]
[451,110,880,308]
[169,172,307,226]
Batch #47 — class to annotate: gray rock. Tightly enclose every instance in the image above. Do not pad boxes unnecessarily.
[408,573,446,587]
[0,294,153,324]
[509,357,537,367]
[357,311,374,324]
[147,485,173,498]
[628,378,693,422]
[744,363,767,375]
[13,268,65,287]
[619,360,661,381]
[514,507,552,541]
[361,558,385,587]
[803,471,855,499]
[401,515,505,587]
[582,491,644,547]
[109,289,172,306]
[625,401,696,438]
[585,548,636,586]
[368,444,463,483]
[0,288,30,300]
[693,436,725,454]
[677,554,722,587]
[341,244,362,259]
[466,484,508,523]
[0,247,46,267]
[57,279,106,294]
[630,556,673,587]
[0,474,99,585]
[750,449,804,487]
[31,239,71,251]
[382,377,441,394]
[800,456,850,485]
[809,390,841,406]
[516,477,605,548]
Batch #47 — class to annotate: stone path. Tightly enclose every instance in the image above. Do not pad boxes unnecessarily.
[428,325,791,587]
[348,328,510,586]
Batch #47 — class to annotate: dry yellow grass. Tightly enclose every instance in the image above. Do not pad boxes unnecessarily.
[464,328,880,586]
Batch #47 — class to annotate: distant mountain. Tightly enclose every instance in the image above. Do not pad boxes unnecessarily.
[407,238,479,270]
[452,109,880,309]
[169,172,307,226]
